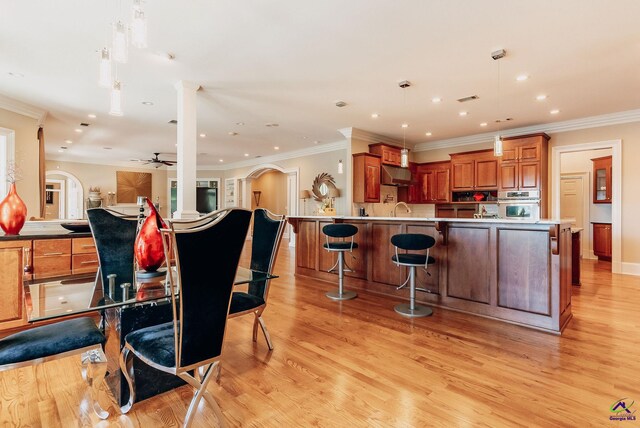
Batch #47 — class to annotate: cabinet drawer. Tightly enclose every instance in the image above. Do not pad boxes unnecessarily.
[34,239,71,256]
[72,253,99,275]
[72,237,97,254]
[33,255,71,278]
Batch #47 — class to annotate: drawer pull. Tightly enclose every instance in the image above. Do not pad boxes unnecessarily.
[44,252,64,256]
[80,260,98,265]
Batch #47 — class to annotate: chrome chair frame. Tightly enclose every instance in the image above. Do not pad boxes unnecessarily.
[119,208,251,428]
[322,223,358,301]
[391,234,435,318]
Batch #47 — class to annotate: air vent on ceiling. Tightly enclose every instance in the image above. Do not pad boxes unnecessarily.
[335,101,347,107]
[168,119,178,124]
[80,122,90,127]
[457,95,479,103]
[495,117,514,123]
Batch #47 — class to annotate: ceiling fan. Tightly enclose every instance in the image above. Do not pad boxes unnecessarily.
[131,152,177,168]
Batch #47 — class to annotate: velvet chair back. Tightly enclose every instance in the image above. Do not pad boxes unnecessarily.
[167,208,251,370]
[87,208,138,301]
[248,209,286,299]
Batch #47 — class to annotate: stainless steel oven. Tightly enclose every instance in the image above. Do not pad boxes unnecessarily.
[497,190,541,220]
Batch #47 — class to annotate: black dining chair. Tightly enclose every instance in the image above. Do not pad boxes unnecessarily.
[0,317,109,419]
[119,208,252,428]
[228,208,286,350]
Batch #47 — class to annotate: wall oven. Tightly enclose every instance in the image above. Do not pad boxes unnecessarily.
[497,190,541,220]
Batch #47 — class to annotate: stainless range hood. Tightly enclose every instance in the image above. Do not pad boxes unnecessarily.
[381,165,412,186]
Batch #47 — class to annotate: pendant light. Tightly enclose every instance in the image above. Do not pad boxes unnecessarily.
[493,49,505,157]
[131,0,147,49]
[338,159,344,174]
[109,80,123,116]
[399,80,411,168]
[98,48,112,88]
[112,21,128,63]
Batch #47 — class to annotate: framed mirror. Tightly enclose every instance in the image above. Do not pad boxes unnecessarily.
[311,173,336,201]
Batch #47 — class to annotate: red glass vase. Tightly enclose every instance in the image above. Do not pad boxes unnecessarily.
[135,198,168,272]
[0,183,27,235]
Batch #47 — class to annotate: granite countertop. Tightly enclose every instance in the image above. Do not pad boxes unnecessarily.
[0,220,92,241]
[288,215,570,225]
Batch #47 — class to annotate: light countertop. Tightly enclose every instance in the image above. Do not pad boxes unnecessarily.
[288,215,570,225]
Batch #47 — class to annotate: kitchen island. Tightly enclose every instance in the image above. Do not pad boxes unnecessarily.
[288,216,572,333]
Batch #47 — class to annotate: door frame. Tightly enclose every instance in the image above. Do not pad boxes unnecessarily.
[560,172,590,258]
[551,139,621,273]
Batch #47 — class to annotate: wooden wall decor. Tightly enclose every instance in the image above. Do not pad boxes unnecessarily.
[116,171,152,203]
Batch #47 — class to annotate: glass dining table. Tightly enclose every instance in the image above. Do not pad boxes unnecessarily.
[23,266,276,406]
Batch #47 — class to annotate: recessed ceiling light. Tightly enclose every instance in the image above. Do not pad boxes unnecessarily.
[516,75,529,82]
[219,159,223,162]
[265,123,279,127]
[228,132,238,136]
[7,72,24,78]
[431,97,442,103]
[550,109,560,115]
[199,133,206,138]
[459,111,468,117]
[401,123,409,128]
[371,113,379,119]
[274,146,280,150]
[425,132,432,137]
[142,101,154,106]
[87,114,97,119]
[236,122,245,126]
[65,139,73,144]
[536,94,547,101]
[480,122,488,127]
[57,149,64,153]
[74,128,82,133]
[244,153,249,157]
[313,140,319,145]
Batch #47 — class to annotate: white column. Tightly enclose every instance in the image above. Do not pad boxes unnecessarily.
[173,80,200,219]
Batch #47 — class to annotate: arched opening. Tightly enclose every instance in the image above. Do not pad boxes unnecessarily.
[44,170,84,220]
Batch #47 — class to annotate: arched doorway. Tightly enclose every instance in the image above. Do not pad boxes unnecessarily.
[45,170,84,219]
[239,164,298,245]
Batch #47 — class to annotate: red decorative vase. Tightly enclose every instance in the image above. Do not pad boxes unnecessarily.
[0,183,27,235]
[135,198,168,272]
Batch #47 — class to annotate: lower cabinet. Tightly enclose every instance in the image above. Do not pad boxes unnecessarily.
[593,223,612,261]
[0,240,31,331]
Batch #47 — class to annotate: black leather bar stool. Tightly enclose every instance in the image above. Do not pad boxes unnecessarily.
[323,223,358,300]
[391,233,436,317]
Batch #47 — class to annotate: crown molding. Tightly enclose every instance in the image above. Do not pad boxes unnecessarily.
[0,93,48,125]
[413,108,640,152]
[339,127,406,148]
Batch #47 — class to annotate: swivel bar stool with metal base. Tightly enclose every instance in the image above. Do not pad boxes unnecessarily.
[391,233,436,317]
[323,223,358,300]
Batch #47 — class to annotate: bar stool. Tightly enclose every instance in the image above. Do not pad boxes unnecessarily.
[323,223,358,301]
[391,233,436,317]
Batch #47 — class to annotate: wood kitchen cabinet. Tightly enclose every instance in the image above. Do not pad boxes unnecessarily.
[33,238,72,279]
[368,143,404,167]
[592,155,612,203]
[593,223,612,261]
[450,150,498,191]
[0,240,31,331]
[353,152,382,203]
[72,237,99,275]
[420,161,450,203]
[499,133,549,192]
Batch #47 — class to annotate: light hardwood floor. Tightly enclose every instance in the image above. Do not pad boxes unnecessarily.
[1,244,639,427]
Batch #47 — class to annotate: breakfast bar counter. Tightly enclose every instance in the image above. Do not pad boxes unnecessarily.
[288,216,573,333]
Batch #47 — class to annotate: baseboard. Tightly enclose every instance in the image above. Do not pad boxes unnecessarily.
[621,262,640,276]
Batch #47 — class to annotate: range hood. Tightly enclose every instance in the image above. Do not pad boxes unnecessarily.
[381,165,412,186]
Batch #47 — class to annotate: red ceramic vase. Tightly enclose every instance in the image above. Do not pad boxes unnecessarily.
[0,183,27,235]
[134,198,168,272]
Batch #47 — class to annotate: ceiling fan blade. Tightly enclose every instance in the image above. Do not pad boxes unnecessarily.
[162,161,176,166]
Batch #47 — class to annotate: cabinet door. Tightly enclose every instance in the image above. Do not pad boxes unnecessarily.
[408,163,422,203]
[501,146,518,163]
[0,241,31,330]
[518,144,540,161]
[422,170,434,202]
[364,156,381,202]
[451,160,474,190]
[519,162,540,189]
[593,223,612,258]
[433,169,450,202]
[475,159,498,189]
[499,163,518,191]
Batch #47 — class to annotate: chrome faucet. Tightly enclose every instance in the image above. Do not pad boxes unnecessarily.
[392,202,412,217]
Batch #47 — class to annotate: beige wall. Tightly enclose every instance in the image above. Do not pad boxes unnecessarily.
[250,170,287,215]
[0,108,39,216]
[45,160,168,217]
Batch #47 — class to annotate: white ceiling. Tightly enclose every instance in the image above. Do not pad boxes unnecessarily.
[1,0,639,167]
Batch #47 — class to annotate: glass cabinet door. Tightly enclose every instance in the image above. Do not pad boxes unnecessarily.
[595,167,607,202]
[592,155,612,203]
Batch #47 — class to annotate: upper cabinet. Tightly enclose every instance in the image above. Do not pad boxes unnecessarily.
[369,143,404,167]
[592,155,612,204]
[353,153,381,203]
[450,150,498,191]
[419,161,451,203]
[499,133,549,192]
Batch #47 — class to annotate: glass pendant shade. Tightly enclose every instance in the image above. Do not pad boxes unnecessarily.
[494,135,503,157]
[400,148,409,168]
[338,159,344,174]
[98,48,112,88]
[131,9,147,48]
[112,21,128,63]
[109,81,123,116]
